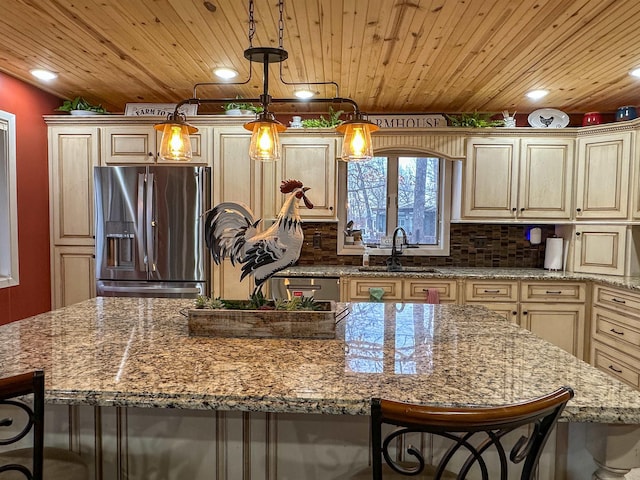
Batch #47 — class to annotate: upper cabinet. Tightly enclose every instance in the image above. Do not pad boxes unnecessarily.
[454,136,573,221]
[100,125,209,165]
[274,134,339,221]
[575,132,632,220]
[48,126,100,245]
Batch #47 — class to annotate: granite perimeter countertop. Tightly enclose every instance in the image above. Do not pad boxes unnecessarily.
[2,297,640,423]
[275,266,640,290]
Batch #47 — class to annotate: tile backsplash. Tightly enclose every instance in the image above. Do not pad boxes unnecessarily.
[298,222,556,268]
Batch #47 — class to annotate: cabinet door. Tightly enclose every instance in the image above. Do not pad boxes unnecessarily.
[345,278,403,301]
[279,136,337,220]
[517,138,573,219]
[461,138,518,218]
[403,280,457,303]
[573,225,627,275]
[575,132,632,219]
[471,302,519,324]
[101,126,156,164]
[520,302,585,359]
[49,126,99,245]
[52,246,96,308]
[211,127,261,299]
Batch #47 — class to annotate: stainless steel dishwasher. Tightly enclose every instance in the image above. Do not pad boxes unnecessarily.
[269,276,340,301]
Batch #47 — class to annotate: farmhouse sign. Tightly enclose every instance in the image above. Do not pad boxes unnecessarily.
[124,103,198,117]
[368,114,446,128]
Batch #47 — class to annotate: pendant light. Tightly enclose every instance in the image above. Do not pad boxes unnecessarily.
[336,113,379,161]
[154,112,197,161]
[156,0,376,163]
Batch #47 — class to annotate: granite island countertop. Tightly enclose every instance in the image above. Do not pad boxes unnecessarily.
[2,297,640,423]
[275,266,640,291]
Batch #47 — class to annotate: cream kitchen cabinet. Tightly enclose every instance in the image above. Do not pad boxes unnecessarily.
[463,280,519,323]
[520,281,586,359]
[48,126,100,308]
[340,277,457,303]
[571,225,628,275]
[51,246,96,309]
[591,284,640,389]
[575,132,632,219]
[272,134,339,220]
[342,278,403,301]
[210,126,262,299]
[100,125,209,165]
[456,137,573,220]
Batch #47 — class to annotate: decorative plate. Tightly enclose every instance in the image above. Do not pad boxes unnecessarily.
[528,108,570,128]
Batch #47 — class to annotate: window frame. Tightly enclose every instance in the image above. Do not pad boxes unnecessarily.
[0,110,19,289]
[337,149,451,256]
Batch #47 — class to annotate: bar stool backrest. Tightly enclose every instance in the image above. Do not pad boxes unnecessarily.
[371,386,574,480]
[0,371,44,480]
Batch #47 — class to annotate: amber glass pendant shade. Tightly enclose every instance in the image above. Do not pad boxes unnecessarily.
[154,114,198,161]
[336,120,379,161]
[245,116,286,162]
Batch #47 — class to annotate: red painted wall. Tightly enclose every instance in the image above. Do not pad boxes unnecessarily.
[0,72,60,324]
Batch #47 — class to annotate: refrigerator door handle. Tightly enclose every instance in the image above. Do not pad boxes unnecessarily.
[137,173,147,272]
[146,172,156,272]
[99,285,202,295]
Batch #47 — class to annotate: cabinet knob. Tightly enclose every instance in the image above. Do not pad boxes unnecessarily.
[329,206,333,211]
[520,207,525,212]
[511,207,517,212]
[512,311,518,315]
[148,152,154,157]
[522,311,528,315]
[576,208,582,212]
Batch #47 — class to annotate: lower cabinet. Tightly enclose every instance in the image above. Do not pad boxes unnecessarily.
[591,284,640,388]
[464,280,587,360]
[341,277,457,303]
[464,280,519,323]
[519,281,586,360]
[520,303,585,359]
[51,246,96,309]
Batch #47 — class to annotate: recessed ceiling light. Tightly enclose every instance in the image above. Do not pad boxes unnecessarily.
[294,89,315,99]
[630,68,640,78]
[214,67,238,80]
[30,69,57,81]
[525,89,549,100]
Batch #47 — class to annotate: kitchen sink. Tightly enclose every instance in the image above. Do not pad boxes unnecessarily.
[357,266,440,273]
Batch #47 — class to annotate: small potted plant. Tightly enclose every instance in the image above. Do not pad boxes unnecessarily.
[56,96,107,115]
[223,98,264,116]
[301,107,344,128]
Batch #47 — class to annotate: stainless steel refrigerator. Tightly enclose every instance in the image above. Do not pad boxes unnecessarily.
[94,165,211,298]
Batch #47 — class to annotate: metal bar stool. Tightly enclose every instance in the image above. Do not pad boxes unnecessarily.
[370,386,574,479]
[0,371,89,480]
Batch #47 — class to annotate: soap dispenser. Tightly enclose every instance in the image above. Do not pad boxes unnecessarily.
[362,247,370,267]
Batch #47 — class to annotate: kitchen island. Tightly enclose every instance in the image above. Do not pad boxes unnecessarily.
[2,297,640,479]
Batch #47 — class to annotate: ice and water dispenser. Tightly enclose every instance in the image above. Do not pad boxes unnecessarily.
[104,220,135,269]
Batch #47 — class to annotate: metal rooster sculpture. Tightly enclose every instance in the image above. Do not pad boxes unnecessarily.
[204,179,313,294]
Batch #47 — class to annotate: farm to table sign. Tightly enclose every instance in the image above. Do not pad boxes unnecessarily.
[368,114,446,128]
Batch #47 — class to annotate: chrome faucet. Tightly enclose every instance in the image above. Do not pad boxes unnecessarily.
[386,227,407,271]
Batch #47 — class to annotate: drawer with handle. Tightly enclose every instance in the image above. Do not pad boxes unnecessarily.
[404,280,457,303]
[592,305,640,351]
[594,285,640,315]
[591,340,640,389]
[464,281,518,302]
[520,281,585,302]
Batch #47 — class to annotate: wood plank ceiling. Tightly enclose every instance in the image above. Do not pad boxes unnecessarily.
[2,0,640,115]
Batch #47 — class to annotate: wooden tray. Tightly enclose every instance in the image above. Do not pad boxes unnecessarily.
[188,301,337,339]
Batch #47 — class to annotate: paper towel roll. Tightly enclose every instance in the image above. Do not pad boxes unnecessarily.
[544,237,563,270]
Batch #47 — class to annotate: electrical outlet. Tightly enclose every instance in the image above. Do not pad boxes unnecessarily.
[313,232,322,249]
[473,237,487,248]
